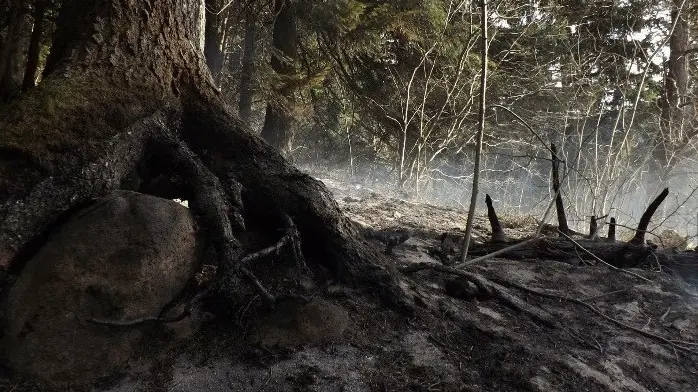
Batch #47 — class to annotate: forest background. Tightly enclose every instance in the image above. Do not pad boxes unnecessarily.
[1,0,697,243]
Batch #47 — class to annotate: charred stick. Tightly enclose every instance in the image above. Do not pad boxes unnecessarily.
[607,217,616,242]
[588,216,598,239]
[240,266,276,304]
[88,289,210,327]
[551,143,570,234]
[485,194,506,242]
[240,234,293,264]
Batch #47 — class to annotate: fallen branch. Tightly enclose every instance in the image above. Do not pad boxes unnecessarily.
[455,187,560,268]
[557,229,652,283]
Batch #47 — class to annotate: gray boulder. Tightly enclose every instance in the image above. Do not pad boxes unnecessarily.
[1,191,203,384]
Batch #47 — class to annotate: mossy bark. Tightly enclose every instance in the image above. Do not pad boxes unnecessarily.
[0,0,405,308]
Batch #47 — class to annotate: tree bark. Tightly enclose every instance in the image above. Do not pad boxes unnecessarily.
[260,0,298,152]
[0,0,405,310]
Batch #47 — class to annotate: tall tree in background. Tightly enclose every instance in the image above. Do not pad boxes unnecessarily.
[238,6,257,126]
[260,0,298,152]
[657,0,692,174]
[21,0,47,91]
[0,0,28,100]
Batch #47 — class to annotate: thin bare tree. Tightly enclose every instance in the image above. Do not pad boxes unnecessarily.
[461,0,489,263]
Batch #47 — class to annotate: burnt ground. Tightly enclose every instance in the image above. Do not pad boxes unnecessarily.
[2,177,698,392]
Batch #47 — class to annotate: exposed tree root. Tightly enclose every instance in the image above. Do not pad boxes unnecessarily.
[401,262,556,328]
[492,278,698,356]
[1,100,411,319]
[402,260,697,357]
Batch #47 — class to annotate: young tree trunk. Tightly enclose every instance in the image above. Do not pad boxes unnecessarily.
[460,0,488,263]
[0,0,405,312]
[237,9,257,126]
[260,0,298,152]
[21,0,46,91]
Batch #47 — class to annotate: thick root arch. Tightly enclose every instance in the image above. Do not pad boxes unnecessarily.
[0,102,408,313]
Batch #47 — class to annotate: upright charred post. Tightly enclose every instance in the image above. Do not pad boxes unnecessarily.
[588,214,607,240]
[485,194,506,242]
[588,216,598,239]
[550,143,570,235]
[607,217,616,242]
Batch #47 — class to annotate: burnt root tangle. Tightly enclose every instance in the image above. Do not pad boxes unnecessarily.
[0,95,410,317]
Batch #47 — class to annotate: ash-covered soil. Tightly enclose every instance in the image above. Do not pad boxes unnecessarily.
[6,178,698,392]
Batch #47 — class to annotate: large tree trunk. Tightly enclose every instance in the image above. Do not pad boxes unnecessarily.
[0,0,404,314]
[260,0,297,152]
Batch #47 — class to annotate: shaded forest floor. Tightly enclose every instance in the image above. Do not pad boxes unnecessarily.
[4,176,698,392]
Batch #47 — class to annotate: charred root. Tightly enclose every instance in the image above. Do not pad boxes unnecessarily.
[1,101,409,323]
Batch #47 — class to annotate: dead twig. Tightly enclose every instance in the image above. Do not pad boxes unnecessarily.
[582,289,629,302]
[88,288,210,327]
[496,279,698,356]
[240,266,276,304]
[240,213,302,267]
[239,235,293,264]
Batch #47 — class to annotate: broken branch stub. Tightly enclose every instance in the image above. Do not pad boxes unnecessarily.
[485,194,506,243]
[630,188,669,245]
[551,143,570,235]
